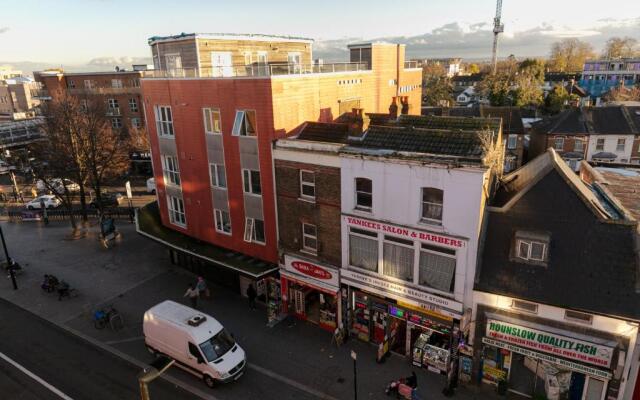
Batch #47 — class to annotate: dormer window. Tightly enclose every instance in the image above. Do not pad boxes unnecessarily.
[512,231,549,265]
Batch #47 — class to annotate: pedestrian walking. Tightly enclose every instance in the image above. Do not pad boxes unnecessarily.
[196,276,209,299]
[246,283,257,310]
[184,283,199,309]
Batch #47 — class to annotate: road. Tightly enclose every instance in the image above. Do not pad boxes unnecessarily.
[0,298,192,400]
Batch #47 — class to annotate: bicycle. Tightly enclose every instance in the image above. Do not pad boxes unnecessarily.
[93,306,123,331]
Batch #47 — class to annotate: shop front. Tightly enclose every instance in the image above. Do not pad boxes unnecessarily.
[480,318,618,400]
[342,268,463,374]
[280,254,340,332]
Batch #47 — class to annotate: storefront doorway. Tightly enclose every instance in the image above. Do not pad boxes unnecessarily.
[287,281,338,331]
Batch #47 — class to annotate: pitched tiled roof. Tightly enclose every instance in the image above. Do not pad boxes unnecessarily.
[349,125,486,161]
[480,106,524,135]
[533,106,640,135]
[395,114,501,132]
[296,122,350,144]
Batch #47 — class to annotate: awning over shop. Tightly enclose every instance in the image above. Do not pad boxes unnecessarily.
[136,202,278,279]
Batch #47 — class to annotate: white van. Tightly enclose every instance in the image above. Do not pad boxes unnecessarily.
[143,300,246,387]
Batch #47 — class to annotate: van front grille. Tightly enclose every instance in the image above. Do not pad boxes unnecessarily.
[228,360,245,376]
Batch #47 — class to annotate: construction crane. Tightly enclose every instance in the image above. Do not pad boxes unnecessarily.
[491,0,505,75]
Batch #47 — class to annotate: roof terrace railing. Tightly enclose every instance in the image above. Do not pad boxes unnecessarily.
[142,62,370,79]
[404,61,420,69]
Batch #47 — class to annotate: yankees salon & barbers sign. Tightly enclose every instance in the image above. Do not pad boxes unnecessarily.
[486,320,614,368]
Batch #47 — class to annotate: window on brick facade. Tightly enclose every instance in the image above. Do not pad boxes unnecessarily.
[203,108,222,134]
[111,117,122,129]
[214,209,231,234]
[161,155,180,186]
[302,223,317,253]
[112,79,123,88]
[232,110,257,136]
[554,137,564,151]
[596,138,605,151]
[84,80,94,89]
[617,138,626,151]
[421,188,443,224]
[154,105,174,137]
[355,177,372,211]
[131,117,142,128]
[349,228,378,272]
[209,164,227,188]
[244,218,265,244]
[574,139,584,152]
[68,80,76,89]
[242,169,261,195]
[167,195,186,227]
[300,170,315,200]
[129,98,138,112]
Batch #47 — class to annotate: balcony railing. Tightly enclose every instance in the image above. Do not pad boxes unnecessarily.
[142,62,370,79]
[404,61,420,69]
[67,87,141,95]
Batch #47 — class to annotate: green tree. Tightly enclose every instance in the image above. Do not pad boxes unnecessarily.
[544,85,570,114]
[478,73,513,106]
[422,75,454,106]
[512,59,545,107]
[603,37,639,58]
[548,39,595,72]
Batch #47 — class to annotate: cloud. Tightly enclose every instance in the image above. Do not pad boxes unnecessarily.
[88,56,152,67]
[0,27,9,34]
[314,18,640,61]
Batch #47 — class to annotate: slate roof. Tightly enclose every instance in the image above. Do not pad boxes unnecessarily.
[480,106,525,135]
[477,149,640,320]
[532,106,640,135]
[296,122,350,144]
[596,168,640,223]
[395,114,502,132]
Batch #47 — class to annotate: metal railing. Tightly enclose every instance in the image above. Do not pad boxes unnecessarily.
[68,87,141,95]
[404,61,420,69]
[0,118,45,147]
[142,62,370,79]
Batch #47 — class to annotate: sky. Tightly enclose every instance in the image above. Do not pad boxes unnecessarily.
[1,0,640,72]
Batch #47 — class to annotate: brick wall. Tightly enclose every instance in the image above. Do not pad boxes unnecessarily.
[275,159,341,267]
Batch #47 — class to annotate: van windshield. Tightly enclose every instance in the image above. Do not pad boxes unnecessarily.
[199,328,235,362]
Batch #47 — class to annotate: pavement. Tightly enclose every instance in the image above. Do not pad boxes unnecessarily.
[0,219,502,400]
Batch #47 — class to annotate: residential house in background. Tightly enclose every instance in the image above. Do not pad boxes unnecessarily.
[529,106,640,169]
[137,33,422,296]
[0,76,41,121]
[472,149,640,400]
[580,58,640,101]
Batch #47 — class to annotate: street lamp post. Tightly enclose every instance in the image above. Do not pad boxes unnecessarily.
[138,355,174,400]
[0,225,17,290]
[351,350,358,400]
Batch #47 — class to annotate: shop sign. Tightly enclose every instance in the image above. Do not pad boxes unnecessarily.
[341,269,463,313]
[482,337,612,380]
[483,365,507,381]
[284,255,339,288]
[486,320,614,368]
[345,216,465,248]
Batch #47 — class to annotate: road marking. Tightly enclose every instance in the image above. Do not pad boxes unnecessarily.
[105,336,144,345]
[248,362,339,400]
[0,351,74,400]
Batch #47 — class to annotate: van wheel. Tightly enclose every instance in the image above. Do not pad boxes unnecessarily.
[203,374,216,388]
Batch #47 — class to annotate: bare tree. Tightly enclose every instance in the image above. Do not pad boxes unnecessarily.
[548,39,595,72]
[604,85,640,103]
[602,37,639,58]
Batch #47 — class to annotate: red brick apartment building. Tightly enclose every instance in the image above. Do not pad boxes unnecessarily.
[137,33,422,290]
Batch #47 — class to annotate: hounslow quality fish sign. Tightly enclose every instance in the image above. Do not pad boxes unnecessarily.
[486,320,614,368]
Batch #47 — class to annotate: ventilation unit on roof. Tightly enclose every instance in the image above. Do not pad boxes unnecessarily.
[187,315,207,326]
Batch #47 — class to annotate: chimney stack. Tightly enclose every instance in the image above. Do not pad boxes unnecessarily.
[400,96,409,115]
[349,108,364,136]
[389,97,398,118]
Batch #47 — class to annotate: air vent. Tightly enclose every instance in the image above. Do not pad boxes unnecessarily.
[187,315,207,326]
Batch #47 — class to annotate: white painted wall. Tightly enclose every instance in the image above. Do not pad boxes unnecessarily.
[586,134,635,163]
[340,155,489,306]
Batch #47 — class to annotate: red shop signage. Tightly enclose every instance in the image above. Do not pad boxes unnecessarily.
[291,261,333,280]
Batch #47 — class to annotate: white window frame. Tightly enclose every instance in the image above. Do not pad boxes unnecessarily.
[257,51,268,64]
[165,53,182,77]
[302,223,317,253]
[161,155,181,187]
[507,135,517,150]
[107,98,119,109]
[596,138,605,151]
[202,108,222,134]
[167,195,186,227]
[348,228,379,273]
[154,105,174,137]
[209,163,227,188]
[382,235,415,282]
[111,79,123,88]
[418,244,457,293]
[421,187,443,224]
[242,169,261,195]
[554,137,564,151]
[300,170,315,200]
[244,52,252,65]
[111,117,122,129]
[214,209,231,234]
[210,51,233,77]
[131,117,141,128]
[355,177,372,211]
[129,98,138,112]
[231,110,257,137]
[617,138,626,152]
[516,238,546,261]
[243,217,265,244]
[83,79,94,89]
[574,138,584,152]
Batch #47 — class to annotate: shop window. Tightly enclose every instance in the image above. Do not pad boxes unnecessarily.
[511,299,538,313]
[513,231,549,265]
[214,209,231,234]
[300,170,315,200]
[302,223,317,253]
[161,155,180,186]
[244,218,265,244]
[383,236,414,282]
[418,244,456,292]
[355,177,372,211]
[349,228,378,272]
[421,188,443,224]
[564,310,593,324]
[209,164,227,188]
[167,195,186,227]
[231,110,257,136]
[203,108,221,134]
[242,169,261,195]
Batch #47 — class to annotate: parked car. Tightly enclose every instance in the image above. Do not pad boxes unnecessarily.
[89,192,123,208]
[143,301,246,387]
[25,195,61,210]
[146,177,156,194]
[36,179,80,194]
